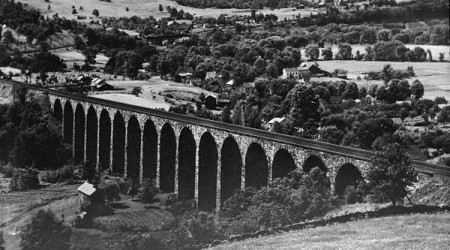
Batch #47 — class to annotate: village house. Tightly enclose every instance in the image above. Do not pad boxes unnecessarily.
[267,117,292,131]
[281,67,311,83]
[90,78,114,91]
[234,82,255,95]
[77,181,105,212]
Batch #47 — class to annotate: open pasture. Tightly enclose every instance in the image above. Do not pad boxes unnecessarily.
[20,0,322,20]
[317,60,450,99]
[209,213,450,250]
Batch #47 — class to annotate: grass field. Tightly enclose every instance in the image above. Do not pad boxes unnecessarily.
[315,60,450,100]
[20,0,322,20]
[310,45,450,62]
[0,183,80,250]
[209,213,450,250]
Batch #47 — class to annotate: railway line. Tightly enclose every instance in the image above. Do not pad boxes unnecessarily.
[2,79,450,176]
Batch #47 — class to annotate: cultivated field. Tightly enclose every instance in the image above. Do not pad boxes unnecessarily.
[209,213,450,250]
[315,60,450,100]
[20,0,322,20]
[52,48,109,69]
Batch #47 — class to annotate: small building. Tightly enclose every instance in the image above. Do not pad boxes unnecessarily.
[204,95,217,110]
[225,79,235,86]
[77,181,105,211]
[300,62,326,76]
[267,117,292,131]
[90,78,114,91]
[235,82,255,95]
[217,98,231,108]
[177,72,193,83]
[205,71,217,80]
[281,67,311,83]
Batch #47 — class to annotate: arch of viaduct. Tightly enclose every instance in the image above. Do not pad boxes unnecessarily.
[49,95,371,211]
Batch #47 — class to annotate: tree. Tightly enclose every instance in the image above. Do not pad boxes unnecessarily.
[411,80,424,99]
[131,86,142,96]
[114,51,143,80]
[0,231,4,250]
[92,9,99,17]
[305,44,320,61]
[72,8,77,15]
[82,48,97,73]
[3,30,14,46]
[139,179,159,203]
[221,105,232,123]
[413,47,426,61]
[335,44,352,60]
[382,64,394,83]
[74,36,85,51]
[322,47,333,60]
[438,108,450,123]
[47,4,51,11]
[126,7,129,12]
[21,209,71,250]
[159,4,163,12]
[289,85,321,130]
[368,143,417,207]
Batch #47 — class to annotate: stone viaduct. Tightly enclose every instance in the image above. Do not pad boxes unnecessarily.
[46,91,374,211]
[2,79,447,211]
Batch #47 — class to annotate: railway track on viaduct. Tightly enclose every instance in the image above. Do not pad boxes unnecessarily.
[2,79,450,177]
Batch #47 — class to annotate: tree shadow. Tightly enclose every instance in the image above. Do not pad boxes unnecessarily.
[109,202,130,209]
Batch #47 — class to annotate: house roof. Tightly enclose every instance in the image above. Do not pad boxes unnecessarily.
[300,62,319,69]
[284,68,299,73]
[242,82,254,88]
[178,72,192,77]
[268,117,287,124]
[226,79,234,86]
[78,181,97,196]
[205,71,217,79]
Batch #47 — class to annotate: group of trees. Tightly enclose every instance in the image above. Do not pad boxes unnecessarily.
[0,87,70,172]
[169,139,417,248]
[0,0,83,44]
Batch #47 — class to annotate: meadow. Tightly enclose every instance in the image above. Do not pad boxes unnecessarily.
[316,60,450,100]
[209,213,450,250]
[20,0,322,20]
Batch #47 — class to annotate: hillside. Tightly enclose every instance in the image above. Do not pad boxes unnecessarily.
[18,0,321,20]
[209,213,450,249]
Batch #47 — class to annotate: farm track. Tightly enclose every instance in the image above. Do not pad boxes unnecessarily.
[1,79,450,177]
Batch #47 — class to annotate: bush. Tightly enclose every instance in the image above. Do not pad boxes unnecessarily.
[162,194,178,208]
[219,167,332,235]
[103,182,121,204]
[166,199,197,221]
[343,186,359,205]
[40,165,75,184]
[40,171,59,183]
[10,168,39,190]
[0,164,14,178]
[73,212,93,228]
[138,178,159,203]
[172,211,223,248]
[131,86,142,96]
